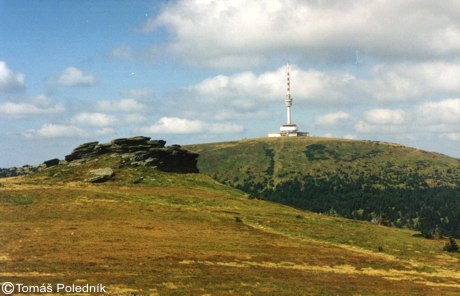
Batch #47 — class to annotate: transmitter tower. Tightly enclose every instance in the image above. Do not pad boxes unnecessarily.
[268,64,308,137]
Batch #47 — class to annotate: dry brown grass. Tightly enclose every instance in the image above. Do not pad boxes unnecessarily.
[1,174,459,295]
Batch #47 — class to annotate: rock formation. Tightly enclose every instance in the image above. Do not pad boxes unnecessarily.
[0,136,199,179]
[64,136,198,173]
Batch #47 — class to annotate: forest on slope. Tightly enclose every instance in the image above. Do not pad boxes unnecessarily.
[187,137,460,238]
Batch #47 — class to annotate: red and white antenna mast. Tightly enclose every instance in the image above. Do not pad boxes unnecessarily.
[284,64,293,125]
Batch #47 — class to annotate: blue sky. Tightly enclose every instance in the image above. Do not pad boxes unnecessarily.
[1,0,459,167]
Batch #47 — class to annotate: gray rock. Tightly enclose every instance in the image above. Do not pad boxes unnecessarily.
[147,140,166,148]
[73,141,99,152]
[85,168,114,183]
[43,158,60,168]
[111,136,150,146]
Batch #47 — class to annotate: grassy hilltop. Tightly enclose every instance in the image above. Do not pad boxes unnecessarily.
[186,137,460,238]
[1,141,460,295]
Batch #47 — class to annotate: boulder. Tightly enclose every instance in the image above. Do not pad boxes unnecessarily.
[43,158,60,168]
[147,140,166,148]
[85,168,114,183]
[111,136,150,146]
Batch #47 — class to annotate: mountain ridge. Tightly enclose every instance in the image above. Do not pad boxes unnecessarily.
[186,136,460,238]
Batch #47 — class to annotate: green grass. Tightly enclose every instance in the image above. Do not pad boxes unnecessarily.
[0,194,36,205]
[185,136,460,238]
[186,136,460,190]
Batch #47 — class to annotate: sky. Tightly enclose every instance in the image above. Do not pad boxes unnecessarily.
[0,0,459,167]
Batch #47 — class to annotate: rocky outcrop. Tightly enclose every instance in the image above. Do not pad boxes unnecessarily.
[64,136,198,173]
[0,136,199,179]
[0,165,42,178]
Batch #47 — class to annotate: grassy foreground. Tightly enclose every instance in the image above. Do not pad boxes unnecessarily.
[1,156,460,295]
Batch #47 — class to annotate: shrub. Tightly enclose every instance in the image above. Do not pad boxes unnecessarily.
[443,237,459,252]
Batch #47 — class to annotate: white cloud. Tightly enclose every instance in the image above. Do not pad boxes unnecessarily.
[144,0,460,68]
[123,113,147,124]
[94,127,115,136]
[441,132,460,141]
[370,62,460,101]
[315,112,350,126]
[354,100,460,137]
[52,67,96,87]
[354,120,407,134]
[97,98,146,112]
[186,62,460,110]
[0,61,25,92]
[189,65,358,107]
[140,117,244,134]
[142,117,204,134]
[23,124,87,139]
[355,109,406,134]
[0,95,65,117]
[121,88,155,99]
[71,112,117,127]
[416,98,460,123]
[363,109,406,125]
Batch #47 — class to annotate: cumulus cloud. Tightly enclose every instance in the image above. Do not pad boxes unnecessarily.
[0,61,25,92]
[315,112,350,126]
[71,112,117,127]
[0,94,65,117]
[140,117,244,134]
[23,124,87,139]
[355,109,406,134]
[187,62,460,111]
[142,117,204,134]
[189,65,359,108]
[416,98,460,123]
[96,88,153,113]
[441,132,460,141]
[22,123,116,139]
[123,113,147,124]
[0,101,64,117]
[51,67,96,87]
[143,0,460,68]
[97,98,146,113]
[363,109,406,125]
[121,88,155,99]
[94,127,115,136]
[353,99,460,139]
[370,62,460,101]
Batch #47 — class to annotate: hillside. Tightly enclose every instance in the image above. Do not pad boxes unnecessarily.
[1,147,460,295]
[186,137,460,238]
